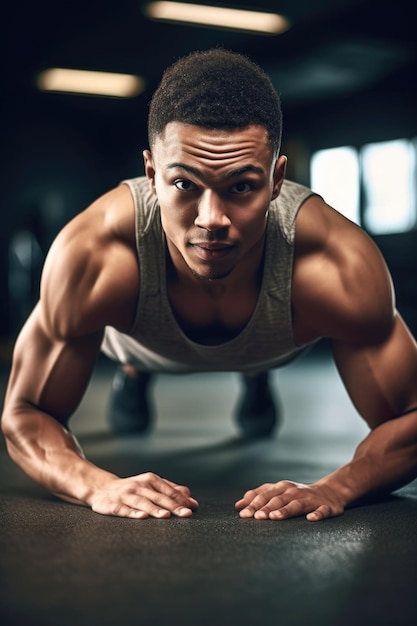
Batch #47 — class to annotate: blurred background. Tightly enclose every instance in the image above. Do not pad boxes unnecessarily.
[1,0,416,359]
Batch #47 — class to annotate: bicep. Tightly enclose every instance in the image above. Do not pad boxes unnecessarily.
[332,312,417,429]
[5,304,103,425]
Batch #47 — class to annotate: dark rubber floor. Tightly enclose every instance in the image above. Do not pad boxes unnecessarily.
[1,350,416,626]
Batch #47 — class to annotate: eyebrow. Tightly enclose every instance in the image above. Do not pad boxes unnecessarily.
[167,162,265,180]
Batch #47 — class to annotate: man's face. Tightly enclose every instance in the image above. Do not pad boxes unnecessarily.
[144,121,286,282]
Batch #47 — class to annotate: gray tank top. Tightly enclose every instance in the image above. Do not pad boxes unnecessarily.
[102,176,317,373]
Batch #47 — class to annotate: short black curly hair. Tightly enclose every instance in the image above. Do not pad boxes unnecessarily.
[148,48,282,156]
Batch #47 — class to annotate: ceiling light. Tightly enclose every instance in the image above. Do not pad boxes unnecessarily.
[36,68,145,98]
[144,2,290,34]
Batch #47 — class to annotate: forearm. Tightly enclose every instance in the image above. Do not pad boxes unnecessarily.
[2,405,200,519]
[2,407,117,506]
[317,410,417,504]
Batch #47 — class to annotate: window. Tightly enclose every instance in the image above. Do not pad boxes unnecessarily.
[361,139,416,234]
[310,139,416,234]
[310,146,360,225]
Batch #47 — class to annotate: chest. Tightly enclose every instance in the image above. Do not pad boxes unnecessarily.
[167,282,259,345]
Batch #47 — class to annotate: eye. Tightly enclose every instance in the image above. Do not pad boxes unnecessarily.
[174,179,197,191]
[230,181,252,194]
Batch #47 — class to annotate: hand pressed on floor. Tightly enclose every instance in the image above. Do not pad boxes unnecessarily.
[235,480,345,521]
[89,472,199,519]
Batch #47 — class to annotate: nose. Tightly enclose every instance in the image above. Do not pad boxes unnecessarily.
[194,190,231,231]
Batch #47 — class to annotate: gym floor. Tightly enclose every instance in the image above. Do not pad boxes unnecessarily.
[1,344,416,626]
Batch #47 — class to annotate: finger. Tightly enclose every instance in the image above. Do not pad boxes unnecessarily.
[164,479,195,499]
[145,475,199,509]
[114,507,150,519]
[137,477,196,510]
[91,500,163,519]
[124,496,187,518]
[252,509,269,520]
[126,489,195,517]
[235,489,258,510]
[251,495,291,520]
[306,505,334,522]
[266,498,308,520]
[235,486,271,511]
[238,493,272,518]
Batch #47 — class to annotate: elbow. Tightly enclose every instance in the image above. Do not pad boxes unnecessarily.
[1,399,36,453]
[1,409,23,466]
[1,405,15,442]
[1,403,23,450]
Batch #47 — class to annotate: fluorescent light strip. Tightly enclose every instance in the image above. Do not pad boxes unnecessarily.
[145,2,290,34]
[36,68,145,98]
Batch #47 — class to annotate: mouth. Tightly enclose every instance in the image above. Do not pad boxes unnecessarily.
[191,242,236,261]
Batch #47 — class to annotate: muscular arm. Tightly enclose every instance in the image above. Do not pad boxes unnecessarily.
[2,306,109,505]
[236,196,417,520]
[328,313,417,500]
[1,186,198,518]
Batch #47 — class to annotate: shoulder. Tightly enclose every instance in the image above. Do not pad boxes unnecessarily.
[41,184,139,339]
[269,180,320,243]
[271,179,317,218]
[279,179,317,204]
[292,195,395,344]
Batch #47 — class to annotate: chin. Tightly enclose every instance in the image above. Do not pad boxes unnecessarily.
[191,266,234,281]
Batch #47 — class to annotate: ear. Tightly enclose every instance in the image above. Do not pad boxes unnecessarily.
[143,150,157,194]
[271,155,287,200]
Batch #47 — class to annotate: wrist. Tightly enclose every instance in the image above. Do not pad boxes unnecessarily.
[49,453,118,507]
[78,463,119,507]
[314,462,370,506]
